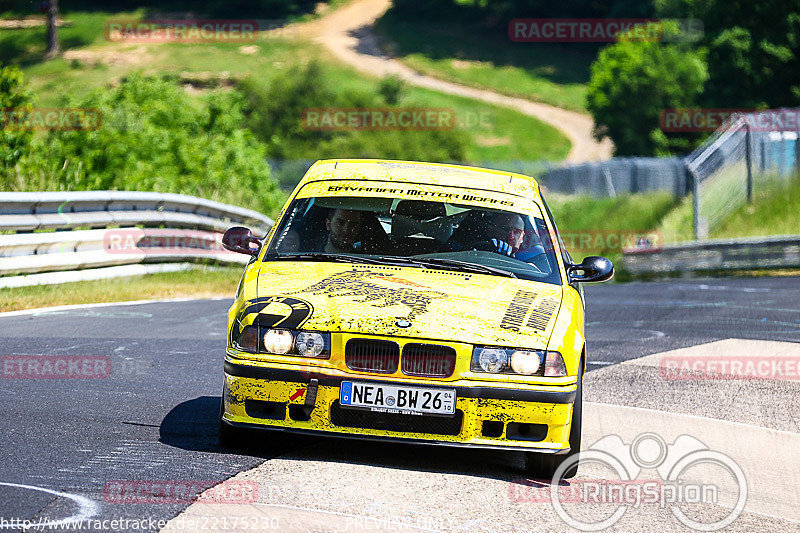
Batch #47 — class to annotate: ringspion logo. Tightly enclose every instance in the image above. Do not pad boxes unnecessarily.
[510,433,747,531]
[0,108,101,131]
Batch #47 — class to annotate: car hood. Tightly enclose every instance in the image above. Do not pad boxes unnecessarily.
[253,261,563,349]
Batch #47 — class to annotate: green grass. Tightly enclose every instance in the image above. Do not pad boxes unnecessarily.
[373,9,594,112]
[0,12,109,66]
[15,12,570,162]
[657,193,696,243]
[713,173,800,239]
[657,171,799,243]
[0,266,242,312]
[548,192,677,232]
[546,191,678,263]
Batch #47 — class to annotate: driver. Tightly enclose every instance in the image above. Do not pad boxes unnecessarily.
[486,212,526,256]
[324,208,364,253]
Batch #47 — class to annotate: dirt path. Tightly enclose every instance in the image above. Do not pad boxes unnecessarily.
[291,0,613,162]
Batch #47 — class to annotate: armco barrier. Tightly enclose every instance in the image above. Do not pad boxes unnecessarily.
[0,191,273,287]
[622,234,800,274]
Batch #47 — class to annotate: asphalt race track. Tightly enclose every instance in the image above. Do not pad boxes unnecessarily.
[1,277,799,532]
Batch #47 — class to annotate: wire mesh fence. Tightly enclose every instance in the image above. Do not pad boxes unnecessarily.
[686,109,800,239]
[532,157,688,197]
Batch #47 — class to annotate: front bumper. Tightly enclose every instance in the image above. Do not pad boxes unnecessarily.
[222,359,577,452]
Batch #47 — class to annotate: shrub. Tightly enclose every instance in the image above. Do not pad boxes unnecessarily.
[23,74,282,215]
[0,63,34,170]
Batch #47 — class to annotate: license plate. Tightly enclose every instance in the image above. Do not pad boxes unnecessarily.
[339,381,456,416]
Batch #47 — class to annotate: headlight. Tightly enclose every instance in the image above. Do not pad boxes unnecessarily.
[295,332,325,357]
[263,329,294,354]
[476,348,509,373]
[231,326,330,358]
[544,351,567,377]
[510,350,541,375]
[471,347,563,376]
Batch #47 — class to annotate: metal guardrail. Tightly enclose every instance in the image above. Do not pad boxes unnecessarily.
[0,191,274,287]
[622,235,800,274]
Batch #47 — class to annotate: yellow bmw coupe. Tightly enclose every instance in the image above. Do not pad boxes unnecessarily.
[219,159,613,478]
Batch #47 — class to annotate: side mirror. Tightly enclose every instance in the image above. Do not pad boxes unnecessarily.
[222,226,261,257]
[568,256,614,283]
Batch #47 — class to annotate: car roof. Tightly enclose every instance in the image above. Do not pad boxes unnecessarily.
[297,159,542,201]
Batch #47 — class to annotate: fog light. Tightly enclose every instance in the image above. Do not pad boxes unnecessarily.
[263,329,293,354]
[544,352,567,377]
[295,332,325,357]
[510,350,541,375]
[478,348,508,373]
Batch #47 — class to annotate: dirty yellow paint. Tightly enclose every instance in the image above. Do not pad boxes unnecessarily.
[223,370,573,451]
[222,159,596,453]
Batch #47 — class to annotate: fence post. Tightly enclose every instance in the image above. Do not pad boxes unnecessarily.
[688,164,702,241]
[779,132,787,180]
[602,165,616,197]
[796,128,800,174]
[745,123,753,203]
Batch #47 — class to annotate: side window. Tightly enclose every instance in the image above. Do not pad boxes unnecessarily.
[537,186,574,267]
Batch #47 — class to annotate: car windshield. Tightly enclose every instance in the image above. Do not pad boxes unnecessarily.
[264,195,562,284]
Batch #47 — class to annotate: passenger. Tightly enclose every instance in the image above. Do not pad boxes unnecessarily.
[324,209,364,253]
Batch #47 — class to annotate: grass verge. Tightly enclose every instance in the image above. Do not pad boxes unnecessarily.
[373,8,594,112]
[0,266,242,312]
[713,174,800,239]
[545,191,678,274]
[658,172,800,243]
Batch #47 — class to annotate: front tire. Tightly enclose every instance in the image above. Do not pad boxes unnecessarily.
[524,359,583,480]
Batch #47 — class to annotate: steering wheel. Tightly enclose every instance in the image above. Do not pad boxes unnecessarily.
[516,244,549,271]
[467,239,513,256]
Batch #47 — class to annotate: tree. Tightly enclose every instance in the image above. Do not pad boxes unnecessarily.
[586,29,708,156]
[657,0,800,108]
[45,0,60,59]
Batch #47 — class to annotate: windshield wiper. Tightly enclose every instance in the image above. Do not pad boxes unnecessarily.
[273,253,516,278]
[381,256,516,278]
[272,253,385,265]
